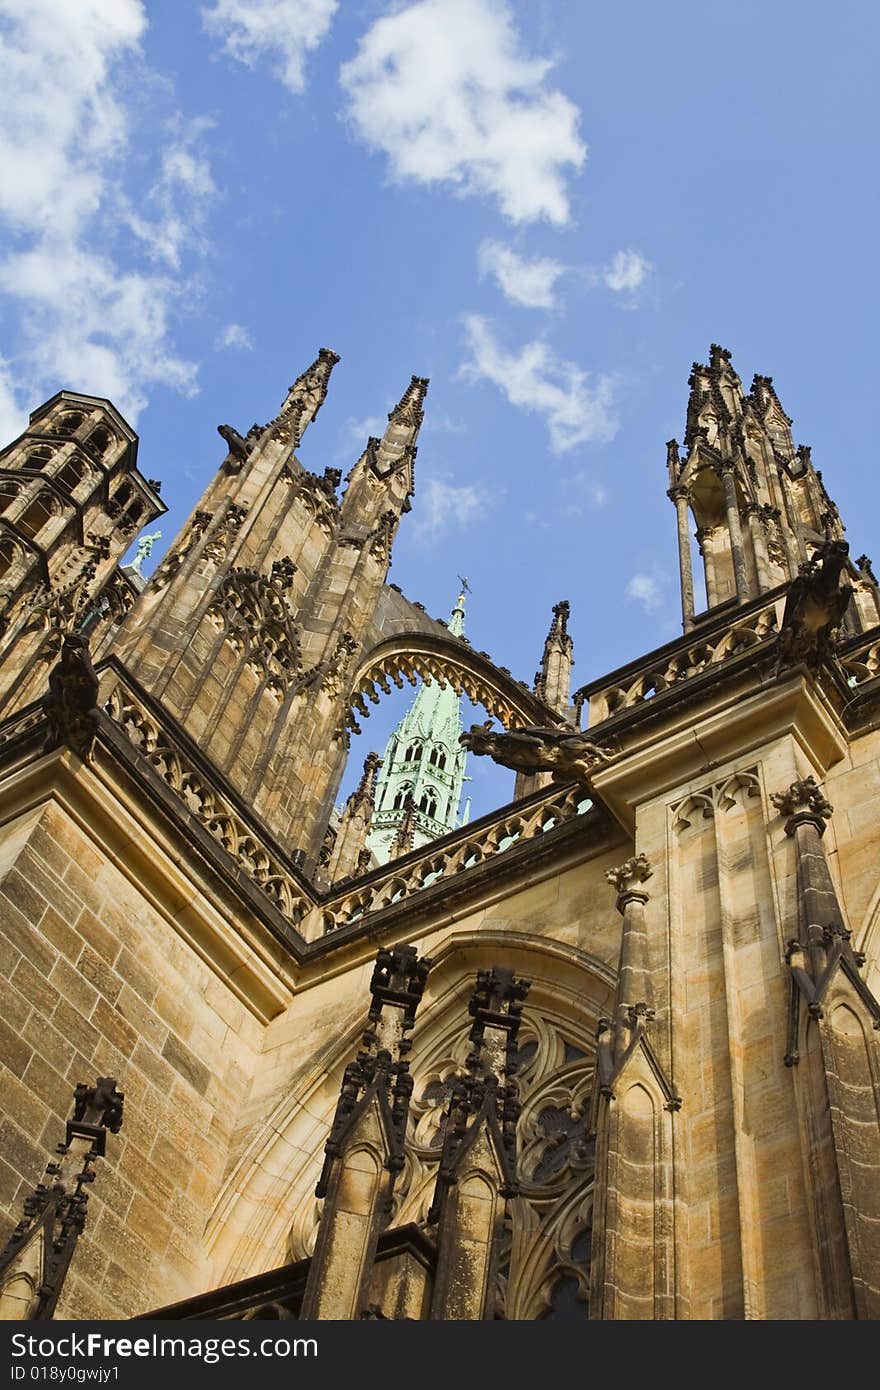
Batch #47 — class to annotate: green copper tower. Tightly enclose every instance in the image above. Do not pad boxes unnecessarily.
[367,589,470,863]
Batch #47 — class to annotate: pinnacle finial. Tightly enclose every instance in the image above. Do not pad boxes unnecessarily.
[269,347,341,448]
[388,375,429,430]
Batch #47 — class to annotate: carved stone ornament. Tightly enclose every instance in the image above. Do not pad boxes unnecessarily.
[460,720,616,783]
[0,1077,123,1320]
[769,775,833,836]
[774,538,853,672]
[315,944,432,1198]
[428,966,531,1220]
[605,854,653,911]
[42,633,101,760]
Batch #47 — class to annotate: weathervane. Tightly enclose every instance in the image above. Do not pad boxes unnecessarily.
[457,574,471,595]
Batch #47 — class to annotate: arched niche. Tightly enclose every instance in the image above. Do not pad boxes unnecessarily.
[202,931,614,1321]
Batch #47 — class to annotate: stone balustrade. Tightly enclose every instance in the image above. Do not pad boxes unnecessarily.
[575,596,781,727]
[0,665,599,949]
[316,782,594,936]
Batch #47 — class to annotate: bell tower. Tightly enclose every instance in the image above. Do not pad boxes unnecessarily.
[0,390,164,715]
[366,589,470,863]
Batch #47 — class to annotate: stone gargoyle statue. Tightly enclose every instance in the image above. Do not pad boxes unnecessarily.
[217,422,262,470]
[774,537,853,672]
[459,720,615,783]
[43,633,101,760]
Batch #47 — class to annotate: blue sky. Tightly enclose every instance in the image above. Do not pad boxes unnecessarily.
[1,1,878,817]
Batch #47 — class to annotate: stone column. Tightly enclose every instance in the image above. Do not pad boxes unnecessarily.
[745,501,771,592]
[719,462,751,601]
[590,853,677,1320]
[429,967,530,1320]
[669,487,695,632]
[609,854,653,1061]
[770,775,880,1318]
[695,526,717,607]
[301,945,431,1320]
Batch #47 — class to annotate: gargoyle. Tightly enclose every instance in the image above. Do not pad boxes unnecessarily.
[774,538,853,672]
[43,633,101,760]
[217,422,262,471]
[459,720,615,783]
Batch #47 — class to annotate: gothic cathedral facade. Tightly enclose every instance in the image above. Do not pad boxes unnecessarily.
[0,345,878,1320]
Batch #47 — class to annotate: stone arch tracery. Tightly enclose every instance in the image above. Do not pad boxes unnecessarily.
[345,631,561,738]
[203,933,612,1320]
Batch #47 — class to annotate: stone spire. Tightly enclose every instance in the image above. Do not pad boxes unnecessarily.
[340,375,429,524]
[366,588,469,863]
[666,344,869,630]
[534,599,574,716]
[215,347,340,468]
[324,752,381,882]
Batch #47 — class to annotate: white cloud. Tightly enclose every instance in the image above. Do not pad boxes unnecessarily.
[414,478,492,538]
[0,245,198,421]
[215,322,254,352]
[478,239,566,309]
[340,0,586,225]
[460,315,617,454]
[125,118,216,270]
[0,359,27,446]
[346,414,386,442]
[625,573,664,613]
[604,248,652,294]
[202,0,338,93]
[0,0,209,427]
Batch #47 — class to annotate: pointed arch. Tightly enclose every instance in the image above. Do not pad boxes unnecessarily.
[202,933,614,1302]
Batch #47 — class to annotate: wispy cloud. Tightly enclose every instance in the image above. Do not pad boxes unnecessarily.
[346,414,386,442]
[124,117,216,270]
[478,240,654,311]
[202,0,338,93]
[0,359,24,445]
[566,472,609,509]
[414,477,495,539]
[0,0,210,426]
[340,0,586,225]
[215,322,254,351]
[603,248,652,294]
[478,239,566,309]
[625,572,666,613]
[460,315,617,453]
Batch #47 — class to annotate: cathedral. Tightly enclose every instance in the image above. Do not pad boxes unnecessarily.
[0,343,878,1321]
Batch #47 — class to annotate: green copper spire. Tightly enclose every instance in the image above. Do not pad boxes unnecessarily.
[367,588,470,864]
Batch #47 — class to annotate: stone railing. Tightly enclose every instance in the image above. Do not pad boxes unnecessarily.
[101,673,313,929]
[840,634,880,688]
[0,663,599,952]
[316,782,595,936]
[575,595,782,727]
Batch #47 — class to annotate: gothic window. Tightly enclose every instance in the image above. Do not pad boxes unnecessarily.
[0,536,17,581]
[87,425,114,457]
[26,446,53,469]
[419,788,438,818]
[57,411,84,434]
[125,499,145,529]
[393,783,413,810]
[405,742,421,762]
[112,482,132,509]
[17,494,56,540]
[428,747,447,770]
[55,457,88,494]
[0,484,17,513]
